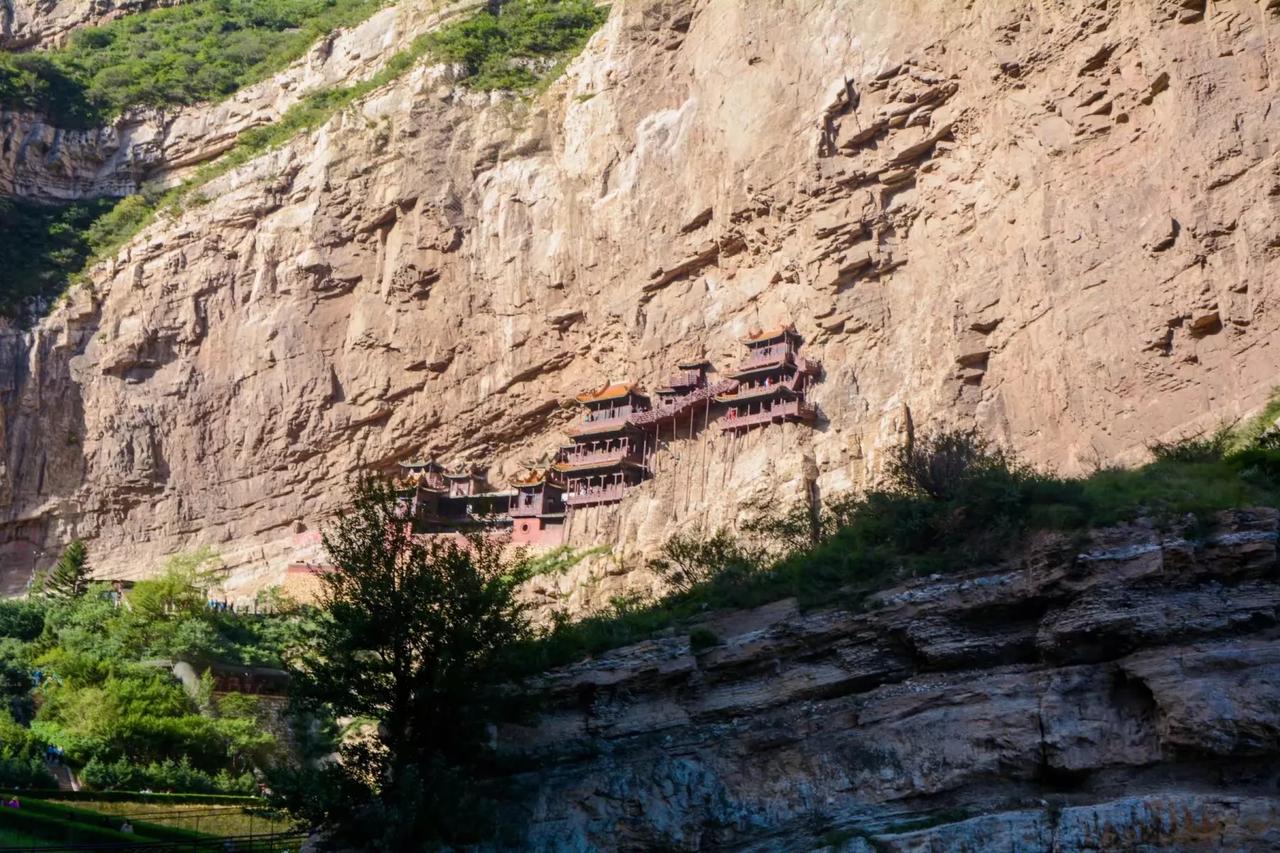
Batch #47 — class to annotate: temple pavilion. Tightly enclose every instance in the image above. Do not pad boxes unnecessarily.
[394,458,513,533]
[656,361,711,407]
[508,469,567,545]
[717,325,820,432]
[557,383,651,506]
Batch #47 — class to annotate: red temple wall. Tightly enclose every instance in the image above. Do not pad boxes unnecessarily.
[511,518,565,547]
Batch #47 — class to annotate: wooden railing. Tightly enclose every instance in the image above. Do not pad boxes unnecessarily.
[568,406,643,434]
[734,344,793,372]
[662,369,702,389]
[509,498,545,518]
[718,374,801,403]
[564,483,629,506]
[630,379,739,426]
[559,445,642,468]
[718,399,815,430]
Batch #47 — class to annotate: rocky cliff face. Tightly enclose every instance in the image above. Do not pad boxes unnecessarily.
[495,510,1280,851]
[1,0,1278,599]
[0,1,480,201]
[0,0,181,49]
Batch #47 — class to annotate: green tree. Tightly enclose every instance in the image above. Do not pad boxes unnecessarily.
[283,477,528,849]
[129,547,222,622]
[45,540,91,599]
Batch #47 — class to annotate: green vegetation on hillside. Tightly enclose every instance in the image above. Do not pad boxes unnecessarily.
[0,0,384,127]
[0,548,317,797]
[27,797,291,837]
[1,0,612,321]
[0,197,115,320]
[0,797,216,846]
[514,400,1280,672]
[428,0,609,90]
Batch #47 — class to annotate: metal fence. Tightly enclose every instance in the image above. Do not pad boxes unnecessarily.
[0,832,306,852]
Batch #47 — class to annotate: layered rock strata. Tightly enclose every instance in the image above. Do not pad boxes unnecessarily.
[495,510,1280,851]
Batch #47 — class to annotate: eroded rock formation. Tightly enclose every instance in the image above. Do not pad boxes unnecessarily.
[0,0,1277,602]
[0,0,182,49]
[0,0,482,200]
[495,510,1280,851]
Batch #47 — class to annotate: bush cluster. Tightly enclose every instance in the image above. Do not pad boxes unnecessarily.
[0,197,116,321]
[0,547,318,796]
[517,403,1280,672]
[80,756,253,795]
[428,0,608,90]
[0,0,382,127]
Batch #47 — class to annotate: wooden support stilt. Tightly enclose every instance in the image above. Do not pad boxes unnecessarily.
[685,403,696,515]
[699,394,710,504]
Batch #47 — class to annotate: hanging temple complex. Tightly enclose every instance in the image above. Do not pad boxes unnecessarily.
[312,326,822,567]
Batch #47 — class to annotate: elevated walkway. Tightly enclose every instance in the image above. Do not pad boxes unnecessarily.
[629,379,740,427]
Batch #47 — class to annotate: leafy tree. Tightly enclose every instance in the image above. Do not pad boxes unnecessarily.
[0,601,46,642]
[428,0,609,90]
[648,528,763,594]
[283,477,528,848]
[0,197,115,321]
[0,0,383,126]
[45,540,91,599]
[129,548,222,622]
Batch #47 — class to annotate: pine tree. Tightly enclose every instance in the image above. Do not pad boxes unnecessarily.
[281,477,528,847]
[45,539,90,599]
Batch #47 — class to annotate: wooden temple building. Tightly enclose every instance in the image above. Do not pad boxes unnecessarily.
[370,324,820,550]
[508,469,567,546]
[656,361,711,408]
[718,325,820,432]
[556,384,652,507]
[394,459,513,534]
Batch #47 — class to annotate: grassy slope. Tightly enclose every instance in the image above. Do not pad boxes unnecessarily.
[59,800,291,836]
[0,0,384,127]
[2,0,610,320]
[0,797,213,844]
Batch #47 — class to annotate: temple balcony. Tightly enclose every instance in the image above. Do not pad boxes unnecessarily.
[717,374,802,403]
[564,482,630,506]
[556,445,644,471]
[631,379,739,426]
[566,412,642,436]
[661,369,703,390]
[731,344,794,376]
[718,399,816,432]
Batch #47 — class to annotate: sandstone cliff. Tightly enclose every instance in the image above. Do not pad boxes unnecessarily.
[1,0,1278,601]
[0,0,481,201]
[495,510,1280,851]
[0,0,181,49]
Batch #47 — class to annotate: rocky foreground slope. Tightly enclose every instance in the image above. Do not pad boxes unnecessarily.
[497,510,1280,851]
[0,0,1278,596]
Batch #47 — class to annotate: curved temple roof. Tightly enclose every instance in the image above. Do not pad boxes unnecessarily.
[575,382,643,404]
[740,323,799,345]
[510,470,549,487]
[398,458,441,469]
